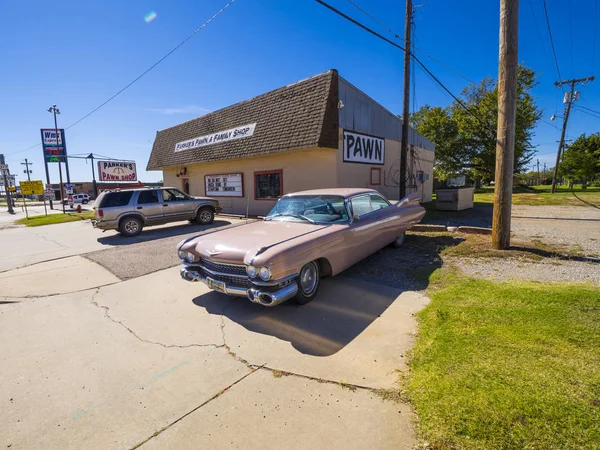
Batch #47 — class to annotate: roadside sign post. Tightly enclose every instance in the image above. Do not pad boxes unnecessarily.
[1,164,15,215]
[19,180,46,219]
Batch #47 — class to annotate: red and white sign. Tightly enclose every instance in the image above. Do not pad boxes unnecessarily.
[97,161,137,182]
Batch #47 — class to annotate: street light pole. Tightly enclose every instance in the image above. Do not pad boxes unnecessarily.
[49,105,65,214]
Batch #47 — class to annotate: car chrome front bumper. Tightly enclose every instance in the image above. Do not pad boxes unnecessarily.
[180,267,298,307]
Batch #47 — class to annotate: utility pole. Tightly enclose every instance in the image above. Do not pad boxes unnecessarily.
[1,164,15,214]
[399,0,412,200]
[87,153,98,197]
[551,75,594,193]
[537,159,540,185]
[21,158,33,181]
[48,105,66,214]
[492,0,519,250]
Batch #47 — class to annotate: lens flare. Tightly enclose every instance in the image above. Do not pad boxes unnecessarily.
[144,11,157,23]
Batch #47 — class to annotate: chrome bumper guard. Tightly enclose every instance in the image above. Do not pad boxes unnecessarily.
[180,266,298,307]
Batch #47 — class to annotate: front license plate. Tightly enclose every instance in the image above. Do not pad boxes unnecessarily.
[206,277,226,293]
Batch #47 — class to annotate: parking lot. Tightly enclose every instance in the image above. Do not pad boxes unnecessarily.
[0,217,424,449]
[1,203,598,449]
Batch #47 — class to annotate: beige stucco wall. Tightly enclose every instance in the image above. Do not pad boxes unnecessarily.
[162,147,338,217]
[335,128,434,202]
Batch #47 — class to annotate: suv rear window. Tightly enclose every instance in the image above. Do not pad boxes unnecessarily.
[99,191,134,208]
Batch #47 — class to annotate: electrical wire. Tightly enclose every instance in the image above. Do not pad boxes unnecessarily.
[577,104,600,116]
[574,106,600,119]
[528,0,558,83]
[345,0,474,83]
[315,0,493,134]
[345,0,400,39]
[7,0,236,156]
[542,0,564,88]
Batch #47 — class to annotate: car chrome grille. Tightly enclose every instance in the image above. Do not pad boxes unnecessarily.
[200,258,246,276]
[198,268,253,289]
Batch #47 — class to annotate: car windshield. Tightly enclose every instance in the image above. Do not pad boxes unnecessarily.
[265,195,349,224]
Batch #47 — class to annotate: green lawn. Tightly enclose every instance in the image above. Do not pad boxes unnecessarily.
[14,210,95,227]
[474,185,600,206]
[408,271,600,449]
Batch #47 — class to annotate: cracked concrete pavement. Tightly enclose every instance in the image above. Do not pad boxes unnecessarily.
[1,219,424,449]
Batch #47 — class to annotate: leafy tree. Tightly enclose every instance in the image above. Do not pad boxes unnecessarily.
[412,65,542,181]
[559,133,600,187]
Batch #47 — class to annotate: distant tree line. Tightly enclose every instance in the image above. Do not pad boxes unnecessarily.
[559,133,600,188]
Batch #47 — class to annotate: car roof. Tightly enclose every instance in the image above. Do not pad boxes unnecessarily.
[283,188,381,199]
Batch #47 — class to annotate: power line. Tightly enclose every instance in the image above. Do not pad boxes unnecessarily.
[345,0,400,39]
[345,0,474,83]
[315,0,491,132]
[542,0,563,86]
[574,106,600,119]
[527,0,558,81]
[577,104,600,116]
[7,0,236,156]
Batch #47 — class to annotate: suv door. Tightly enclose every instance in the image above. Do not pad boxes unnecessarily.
[136,189,163,224]
[161,188,196,220]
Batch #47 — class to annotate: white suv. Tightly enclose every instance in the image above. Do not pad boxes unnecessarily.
[63,194,90,205]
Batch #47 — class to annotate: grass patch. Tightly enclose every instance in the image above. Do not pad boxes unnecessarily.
[439,234,583,261]
[14,210,95,227]
[408,275,600,449]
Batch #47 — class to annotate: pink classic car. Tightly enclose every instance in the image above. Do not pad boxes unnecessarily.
[177,188,425,307]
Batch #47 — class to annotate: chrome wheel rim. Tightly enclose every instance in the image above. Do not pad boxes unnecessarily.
[199,211,212,223]
[299,262,318,295]
[125,220,139,234]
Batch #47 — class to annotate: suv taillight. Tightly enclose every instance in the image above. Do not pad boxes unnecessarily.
[98,209,104,218]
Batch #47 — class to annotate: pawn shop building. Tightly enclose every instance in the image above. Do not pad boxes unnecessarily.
[147,69,435,216]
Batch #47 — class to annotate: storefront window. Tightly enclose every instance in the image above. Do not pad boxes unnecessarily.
[255,170,283,199]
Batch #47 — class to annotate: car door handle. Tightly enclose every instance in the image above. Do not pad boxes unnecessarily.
[137,206,143,210]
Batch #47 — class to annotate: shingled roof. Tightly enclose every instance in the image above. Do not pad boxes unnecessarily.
[147,70,339,170]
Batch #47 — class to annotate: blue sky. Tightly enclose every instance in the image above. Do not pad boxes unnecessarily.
[1,0,599,183]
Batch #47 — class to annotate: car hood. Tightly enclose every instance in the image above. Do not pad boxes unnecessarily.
[180,220,329,264]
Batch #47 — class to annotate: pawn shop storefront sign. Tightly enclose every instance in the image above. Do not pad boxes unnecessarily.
[343,130,385,165]
[97,161,138,182]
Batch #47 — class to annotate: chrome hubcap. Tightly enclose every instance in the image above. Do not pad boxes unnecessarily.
[200,211,211,223]
[300,263,317,295]
[125,220,139,233]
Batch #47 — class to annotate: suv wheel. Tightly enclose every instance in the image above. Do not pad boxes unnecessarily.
[83,200,89,204]
[119,216,143,237]
[196,207,215,225]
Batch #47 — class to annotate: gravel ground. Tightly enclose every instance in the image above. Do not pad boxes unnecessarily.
[512,205,600,257]
[453,257,600,285]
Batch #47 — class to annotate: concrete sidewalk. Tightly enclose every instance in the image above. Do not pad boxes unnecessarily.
[0,261,423,449]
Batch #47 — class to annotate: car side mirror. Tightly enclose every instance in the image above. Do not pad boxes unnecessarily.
[352,214,360,222]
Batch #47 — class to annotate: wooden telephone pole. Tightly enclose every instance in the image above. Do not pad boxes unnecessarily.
[550,76,595,193]
[399,0,412,200]
[492,0,519,250]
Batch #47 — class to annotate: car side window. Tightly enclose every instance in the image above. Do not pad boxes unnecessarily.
[370,194,390,211]
[163,189,188,202]
[137,190,159,204]
[350,195,372,217]
[99,191,134,208]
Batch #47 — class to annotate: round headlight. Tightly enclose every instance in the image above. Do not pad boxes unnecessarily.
[259,266,271,281]
[178,250,186,260]
[246,265,257,278]
[185,252,197,263]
